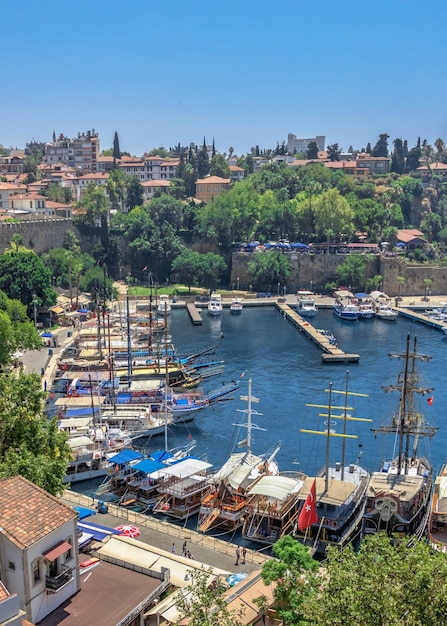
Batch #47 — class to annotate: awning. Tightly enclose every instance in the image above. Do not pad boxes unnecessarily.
[50,305,64,314]
[42,540,72,561]
[108,449,144,465]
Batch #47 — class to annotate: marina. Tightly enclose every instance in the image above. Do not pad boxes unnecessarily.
[33,296,447,557]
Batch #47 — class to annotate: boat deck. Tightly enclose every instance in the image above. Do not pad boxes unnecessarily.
[276,303,360,363]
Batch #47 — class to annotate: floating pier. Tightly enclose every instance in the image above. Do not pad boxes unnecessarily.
[276,302,360,363]
[394,306,447,331]
[186,302,203,325]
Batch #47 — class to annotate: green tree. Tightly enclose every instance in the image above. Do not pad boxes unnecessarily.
[171,248,203,291]
[209,153,230,178]
[113,131,121,160]
[306,141,319,159]
[260,536,318,626]
[199,252,227,291]
[107,167,127,212]
[0,373,71,495]
[23,155,39,184]
[126,175,144,210]
[335,254,369,290]
[76,183,110,228]
[197,137,210,179]
[313,188,355,243]
[390,138,405,174]
[372,133,389,157]
[304,533,447,626]
[0,250,55,314]
[327,143,341,161]
[176,567,245,625]
[247,249,291,291]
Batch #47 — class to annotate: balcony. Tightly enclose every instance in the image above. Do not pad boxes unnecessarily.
[45,565,73,592]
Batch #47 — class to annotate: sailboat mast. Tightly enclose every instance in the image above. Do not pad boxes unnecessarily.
[246,378,252,452]
[148,271,153,355]
[126,292,132,386]
[325,383,333,492]
[164,306,169,452]
[341,371,349,481]
[398,333,411,474]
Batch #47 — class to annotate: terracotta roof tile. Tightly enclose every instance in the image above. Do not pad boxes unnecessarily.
[0,476,76,549]
[196,176,231,184]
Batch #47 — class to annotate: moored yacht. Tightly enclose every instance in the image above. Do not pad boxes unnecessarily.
[332,290,360,321]
[208,293,223,316]
[296,291,318,318]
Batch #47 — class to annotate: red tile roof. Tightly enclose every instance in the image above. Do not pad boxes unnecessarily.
[196,176,231,184]
[0,476,77,549]
[142,180,170,187]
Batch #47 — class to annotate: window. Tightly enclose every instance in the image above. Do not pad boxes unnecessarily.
[32,558,41,583]
[8,561,15,571]
[65,537,73,562]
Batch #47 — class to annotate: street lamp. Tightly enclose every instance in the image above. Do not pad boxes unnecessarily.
[277,282,280,295]
[52,276,56,289]
[32,294,38,328]
[237,277,239,291]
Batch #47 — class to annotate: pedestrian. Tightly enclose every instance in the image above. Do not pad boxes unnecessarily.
[182,541,187,556]
[186,550,193,559]
[171,543,176,554]
[241,547,246,564]
[235,545,240,565]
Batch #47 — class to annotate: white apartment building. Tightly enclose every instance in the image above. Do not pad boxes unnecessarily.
[0,476,80,624]
[287,133,326,155]
[45,129,100,173]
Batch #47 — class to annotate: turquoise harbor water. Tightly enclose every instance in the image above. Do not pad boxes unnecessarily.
[73,306,447,494]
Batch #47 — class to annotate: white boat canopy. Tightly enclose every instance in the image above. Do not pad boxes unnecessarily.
[248,475,304,500]
[157,457,212,479]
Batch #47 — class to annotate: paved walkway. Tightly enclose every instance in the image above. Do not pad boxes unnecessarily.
[62,490,271,574]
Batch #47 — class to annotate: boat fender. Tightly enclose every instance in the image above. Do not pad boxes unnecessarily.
[162,503,170,511]
[331,520,338,529]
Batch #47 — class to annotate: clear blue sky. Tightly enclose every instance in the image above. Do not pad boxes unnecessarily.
[1,0,446,156]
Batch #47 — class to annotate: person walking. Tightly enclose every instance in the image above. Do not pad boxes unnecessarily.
[241,547,246,564]
[235,545,240,565]
[182,541,187,556]
[171,543,176,554]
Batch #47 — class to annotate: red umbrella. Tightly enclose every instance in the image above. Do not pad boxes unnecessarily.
[115,525,141,538]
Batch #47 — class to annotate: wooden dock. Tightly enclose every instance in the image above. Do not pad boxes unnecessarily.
[276,302,360,363]
[186,302,202,325]
[395,306,447,332]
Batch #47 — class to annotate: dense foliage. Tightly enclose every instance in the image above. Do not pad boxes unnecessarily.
[0,374,71,495]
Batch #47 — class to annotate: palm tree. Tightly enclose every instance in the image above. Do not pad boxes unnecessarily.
[397,275,406,302]
[423,278,433,301]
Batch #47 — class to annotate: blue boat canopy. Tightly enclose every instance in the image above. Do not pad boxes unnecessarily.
[109,449,144,464]
[133,459,165,474]
[150,450,174,463]
[355,293,369,299]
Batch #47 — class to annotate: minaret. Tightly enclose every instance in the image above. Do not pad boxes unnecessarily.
[52,129,56,143]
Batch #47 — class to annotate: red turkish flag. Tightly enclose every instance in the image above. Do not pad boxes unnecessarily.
[298,479,318,531]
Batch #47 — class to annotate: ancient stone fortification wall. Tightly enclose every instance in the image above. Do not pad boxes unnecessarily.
[0,219,78,254]
[231,252,447,297]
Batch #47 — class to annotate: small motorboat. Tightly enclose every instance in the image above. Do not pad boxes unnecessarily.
[230,298,243,315]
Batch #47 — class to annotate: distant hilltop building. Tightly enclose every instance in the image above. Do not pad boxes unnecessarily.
[44,129,100,174]
[287,134,325,155]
